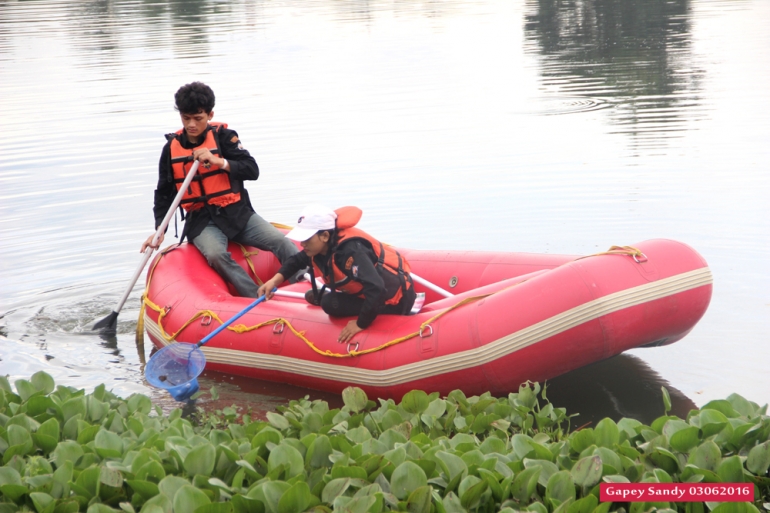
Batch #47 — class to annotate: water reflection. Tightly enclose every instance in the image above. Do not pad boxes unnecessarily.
[524,0,706,151]
[546,353,697,426]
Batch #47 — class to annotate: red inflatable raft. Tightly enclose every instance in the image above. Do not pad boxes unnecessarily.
[141,238,712,399]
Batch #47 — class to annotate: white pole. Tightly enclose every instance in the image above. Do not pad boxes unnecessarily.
[411,272,454,298]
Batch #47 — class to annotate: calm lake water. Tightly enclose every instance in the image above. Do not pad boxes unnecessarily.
[1,0,768,421]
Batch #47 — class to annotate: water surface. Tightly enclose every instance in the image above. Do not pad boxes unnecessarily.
[1,0,768,416]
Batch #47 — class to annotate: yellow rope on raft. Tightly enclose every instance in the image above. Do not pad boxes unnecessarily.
[578,245,645,260]
[138,243,641,358]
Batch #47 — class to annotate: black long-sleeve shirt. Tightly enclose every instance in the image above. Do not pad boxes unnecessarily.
[152,124,259,241]
[277,239,393,329]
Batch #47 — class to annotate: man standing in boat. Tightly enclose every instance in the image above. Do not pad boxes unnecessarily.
[141,82,299,297]
[257,204,417,343]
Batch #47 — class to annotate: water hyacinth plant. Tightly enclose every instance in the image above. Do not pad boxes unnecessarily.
[1,372,769,513]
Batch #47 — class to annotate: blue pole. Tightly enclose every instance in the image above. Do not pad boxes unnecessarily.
[196,289,275,347]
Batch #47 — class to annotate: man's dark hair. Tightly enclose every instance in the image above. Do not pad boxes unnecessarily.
[174,82,215,114]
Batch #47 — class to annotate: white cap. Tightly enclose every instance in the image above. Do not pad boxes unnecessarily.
[285,204,337,241]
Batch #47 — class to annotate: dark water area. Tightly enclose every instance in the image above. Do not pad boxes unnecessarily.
[1,0,768,421]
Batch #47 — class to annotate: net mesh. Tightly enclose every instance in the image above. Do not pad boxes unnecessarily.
[145,343,205,400]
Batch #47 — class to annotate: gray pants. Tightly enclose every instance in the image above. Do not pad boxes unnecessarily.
[192,213,298,297]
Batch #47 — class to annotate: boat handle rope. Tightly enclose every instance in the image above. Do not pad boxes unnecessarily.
[139,243,646,358]
[578,245,647,263]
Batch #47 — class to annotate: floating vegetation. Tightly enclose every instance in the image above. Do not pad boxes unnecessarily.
[1,373,769,512]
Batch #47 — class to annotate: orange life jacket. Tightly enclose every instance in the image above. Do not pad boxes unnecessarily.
[169,122,240,211]
[313,207,413,306]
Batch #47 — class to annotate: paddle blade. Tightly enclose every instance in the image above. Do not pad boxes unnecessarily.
[92,311,118,335]
[145,343,206,402]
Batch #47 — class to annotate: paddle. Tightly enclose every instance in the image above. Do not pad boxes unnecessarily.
[93,160,201,335]
[144,291,273,401]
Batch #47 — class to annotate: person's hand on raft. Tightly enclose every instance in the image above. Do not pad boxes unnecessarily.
[338,320,363,343]
[257,276,283,300]
[141,232,164,253]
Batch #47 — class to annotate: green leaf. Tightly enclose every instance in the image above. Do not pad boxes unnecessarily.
[661,387,672,414]
[545,471,576,507]
[251,427,283,449]
[277,481,312,513]
[30,371,55,395]
[306,435,333,469]
[173,484,211,512]
[14,379,38,402]
[95,428,124,459]
[594,418,619,448]
[184,443,216,477]
[424,398,447,418]
[127,394,152,415]
[101,467,124,488]
[406,486,432,513]
[37,416,60,440]
[29,492,54,512]
[747,441,770,475]
[524,458,559,488]
[567,495,598,513]
[342,387,368,413]
[650,447,680,475]
[510,466,541,502]
[140,493,172,513]
[158,475,191,501]
[321,478,352,503]
[87,504,119,513]
[571,455,602,488]
[441,492,465,513]
[690,441,722,471]
[0,466,27,501]
[401,390,430,414]
[726,393,756,417]
[136,460,166,482]
[391,461,428,500]
[569,429,595,454]
[266,412,290,431]
[346,426,373,444]
[267,443,305,478]
[196,504,235,513]
[127,480,160,500]
[231,494,265,513]
[61,395,87,423]
[435,451,468,481]
[255,481,291,513]
[701,400,739,418]
[717,455,744,483]
[458,476,488,509]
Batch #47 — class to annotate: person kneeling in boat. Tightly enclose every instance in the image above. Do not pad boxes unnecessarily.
[257,204,416,343]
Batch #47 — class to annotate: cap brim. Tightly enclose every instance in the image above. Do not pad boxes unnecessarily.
[285,226,319,242]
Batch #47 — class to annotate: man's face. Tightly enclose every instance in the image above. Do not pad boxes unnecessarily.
[180,110,213,141]
[300,232,330,257]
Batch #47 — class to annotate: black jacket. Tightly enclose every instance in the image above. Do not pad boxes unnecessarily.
[277,238,403,329]
[152,124,259,241]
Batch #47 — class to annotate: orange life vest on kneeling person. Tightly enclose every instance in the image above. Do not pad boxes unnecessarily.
[312,206,413,306]
[169,122,240,211]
